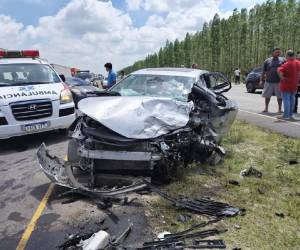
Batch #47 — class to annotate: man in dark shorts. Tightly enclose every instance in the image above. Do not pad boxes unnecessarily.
[293,51,300,113]
[261,47,286,113]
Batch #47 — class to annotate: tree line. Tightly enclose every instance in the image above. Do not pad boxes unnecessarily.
[120,0,300,80]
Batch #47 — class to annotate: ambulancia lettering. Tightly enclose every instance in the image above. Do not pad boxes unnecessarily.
[0,91,58,99]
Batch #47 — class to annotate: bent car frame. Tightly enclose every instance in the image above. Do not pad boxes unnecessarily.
[37,68,238,194]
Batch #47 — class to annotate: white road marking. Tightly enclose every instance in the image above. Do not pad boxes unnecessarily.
[238,109,300,127]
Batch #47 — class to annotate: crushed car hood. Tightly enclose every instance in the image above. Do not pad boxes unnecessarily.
[78,96,194,139]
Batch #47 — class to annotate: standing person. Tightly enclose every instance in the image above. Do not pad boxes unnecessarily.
[277,50,300,120]
[103,62,116,89]
[261,47,285,113]
[119,70,125,80]
[293,51,300,113]
[234,68,241,84]
[191,63,198,69]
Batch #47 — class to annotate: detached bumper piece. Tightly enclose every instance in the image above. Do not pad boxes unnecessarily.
[140,239,226,250]
[146,180,245,217]
[140,219,226,249]
[37,143,147,196]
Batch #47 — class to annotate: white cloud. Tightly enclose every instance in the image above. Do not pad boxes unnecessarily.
[0,15,25,47]
[126,0,143,11]
[0,0,256,74]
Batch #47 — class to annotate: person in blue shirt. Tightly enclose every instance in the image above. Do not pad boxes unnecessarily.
[103,62,116,89]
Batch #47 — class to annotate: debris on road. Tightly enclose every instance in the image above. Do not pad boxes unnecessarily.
[147,181,245,217]
[58,224,132,250]
[257,187,265,195]
[228,180,240,186]
[140,239,226,249]
[288,159,298,165]
[111,223,132,247]
[141,219,226,249]
[240,167,262,178]
[157,231,171,240]
[177,214,191,223]
[275,212,285,218]
[58,231,96,250]
[80,230,110,250]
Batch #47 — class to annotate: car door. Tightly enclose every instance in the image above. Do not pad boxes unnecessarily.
[201,72,237,140]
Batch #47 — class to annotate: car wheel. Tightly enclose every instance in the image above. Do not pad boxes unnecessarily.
[67,138,80,163]
[246,82,256,93]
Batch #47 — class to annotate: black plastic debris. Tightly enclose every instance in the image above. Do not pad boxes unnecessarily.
[111,223,132,247]
[229,180,240,186]
[289,159,298,165]
[58,231,95,250]
[193,239,226,249]
[139,239,226,249]
[240,167,262,178]
[140,220,226,249]
[275,212,285,218]
[145,180,245,217]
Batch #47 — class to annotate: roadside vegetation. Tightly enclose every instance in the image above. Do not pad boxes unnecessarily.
[144,121,300,250]
[122,0,300,80]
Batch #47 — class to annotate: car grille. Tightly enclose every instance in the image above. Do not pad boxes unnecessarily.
[10,99,53,121]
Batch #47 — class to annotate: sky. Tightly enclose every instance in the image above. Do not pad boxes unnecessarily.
[0,0,265,74]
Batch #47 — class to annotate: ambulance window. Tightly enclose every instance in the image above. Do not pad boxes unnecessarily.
[0,63,61,86]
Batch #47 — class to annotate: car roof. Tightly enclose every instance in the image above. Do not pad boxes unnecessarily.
[0,57,49,65]
[131,68,208,78]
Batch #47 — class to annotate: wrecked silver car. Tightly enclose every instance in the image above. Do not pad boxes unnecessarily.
[37,68,238,193]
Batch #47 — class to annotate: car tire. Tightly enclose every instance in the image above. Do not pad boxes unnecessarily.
[246,82,256,93]
[67,138,80,163]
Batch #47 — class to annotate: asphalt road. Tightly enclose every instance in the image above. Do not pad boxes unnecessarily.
[0,132,152,250]
[225,84,300,138]
[1,84,299,250]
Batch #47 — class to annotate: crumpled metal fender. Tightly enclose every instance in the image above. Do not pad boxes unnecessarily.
[37,143,147,196]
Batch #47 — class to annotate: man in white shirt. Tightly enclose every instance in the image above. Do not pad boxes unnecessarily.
[234,68,241,84]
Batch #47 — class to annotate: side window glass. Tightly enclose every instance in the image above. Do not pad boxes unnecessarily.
[197,75,206,87]
[209,75,217,88]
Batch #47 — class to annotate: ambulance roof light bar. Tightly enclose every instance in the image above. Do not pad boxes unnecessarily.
[0,50,40,58]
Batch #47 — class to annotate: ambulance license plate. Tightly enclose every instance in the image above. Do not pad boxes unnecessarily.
[21,121,50,132]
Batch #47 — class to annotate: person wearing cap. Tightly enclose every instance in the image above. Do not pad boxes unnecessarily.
[277,50,300,120]
[103,62,116,89]
[261,47,286,113]
[293,51,300,113]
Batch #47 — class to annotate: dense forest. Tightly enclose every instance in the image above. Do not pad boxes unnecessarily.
[121,0,300,79]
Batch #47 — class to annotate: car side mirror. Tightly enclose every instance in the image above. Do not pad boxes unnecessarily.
[59,74,66,82]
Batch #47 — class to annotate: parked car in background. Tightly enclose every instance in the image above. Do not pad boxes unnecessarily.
[245,66,264,93]
[74,71,93,82]
[64,77,99,108]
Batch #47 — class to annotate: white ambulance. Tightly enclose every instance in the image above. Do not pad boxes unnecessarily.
[0,50,75,139]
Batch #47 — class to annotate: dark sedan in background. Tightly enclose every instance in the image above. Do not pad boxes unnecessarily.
[245,67,264,93]
[65,77,100,108]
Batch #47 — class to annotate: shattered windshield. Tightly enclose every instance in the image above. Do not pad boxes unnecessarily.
[111,74,195,101]
[0,63,61,87]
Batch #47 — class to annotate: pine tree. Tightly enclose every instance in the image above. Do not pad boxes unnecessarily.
[120,0,300,79]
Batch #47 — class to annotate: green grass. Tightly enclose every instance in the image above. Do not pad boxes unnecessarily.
[144,121,300,250]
